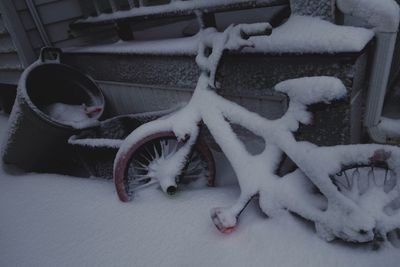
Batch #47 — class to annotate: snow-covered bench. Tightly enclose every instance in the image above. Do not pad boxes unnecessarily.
[72,0,288,33]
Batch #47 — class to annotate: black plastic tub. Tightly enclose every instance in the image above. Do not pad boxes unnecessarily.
[2,48,105,173]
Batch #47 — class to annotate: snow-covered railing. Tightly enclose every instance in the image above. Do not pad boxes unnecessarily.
[72,0,288,28]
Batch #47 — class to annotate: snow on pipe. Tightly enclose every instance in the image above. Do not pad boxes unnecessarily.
[336,0,400,143]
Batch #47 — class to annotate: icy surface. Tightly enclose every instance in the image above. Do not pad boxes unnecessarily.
[337,0,400,32]
[68,16,373,55]
[0,113,400,267]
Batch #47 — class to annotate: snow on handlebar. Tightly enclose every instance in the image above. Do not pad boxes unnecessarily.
[225,22,272,50]
[196,23,272,88]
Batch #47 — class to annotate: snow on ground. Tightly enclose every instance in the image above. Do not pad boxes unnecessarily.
[0,113,399,267]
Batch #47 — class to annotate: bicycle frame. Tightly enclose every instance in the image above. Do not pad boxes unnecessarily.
[114,23,400,244]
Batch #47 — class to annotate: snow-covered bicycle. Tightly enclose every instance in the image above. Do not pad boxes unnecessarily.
[113,23,400,246]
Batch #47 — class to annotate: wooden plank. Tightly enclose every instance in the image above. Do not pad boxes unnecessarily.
[33,0,62,7]
[0,69,22,85]
[27,30,44,49]
[12,0,27,11]
[0,16,7,34]
[0,0,36,67]
[41,19,91,43]
[0,53,23,70]
[24,19,114,48]
[18,0,82,31]
[50,20,114,43]
[54,30,117,47]
[37,0,82,24]
[25,20,116,49]
[71,0,288,28]
[14,0,63,11]
[0,35,17,53]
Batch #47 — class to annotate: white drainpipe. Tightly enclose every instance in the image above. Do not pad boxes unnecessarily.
[336,0,400,143]
[364,31,398,143]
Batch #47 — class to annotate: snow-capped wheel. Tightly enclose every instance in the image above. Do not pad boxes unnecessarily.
[329,150,400,248]
[114,131,215,202]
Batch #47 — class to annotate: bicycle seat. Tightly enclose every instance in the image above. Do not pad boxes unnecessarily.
[275,76,347,105]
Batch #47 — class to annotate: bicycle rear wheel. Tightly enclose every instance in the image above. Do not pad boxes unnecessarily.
[328,147,400,247]
[114,131,215,202]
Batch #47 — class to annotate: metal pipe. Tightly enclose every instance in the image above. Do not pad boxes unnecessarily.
[24,0,52,47]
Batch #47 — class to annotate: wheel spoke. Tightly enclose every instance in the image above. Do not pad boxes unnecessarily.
[144,146,155,161]
[131,174,150,179]
[356,168,370,195]
[133,166,148,171]
[134,160,149,169]
[141,153,153,164]
[344,171,352,189]
[384,171,397,193]
[153,144,160,159]
[186,158,202,173]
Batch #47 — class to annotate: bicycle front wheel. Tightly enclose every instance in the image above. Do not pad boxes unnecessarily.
[114,131,215,202]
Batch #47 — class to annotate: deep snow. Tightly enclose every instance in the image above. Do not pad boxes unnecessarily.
[0,113,399,267]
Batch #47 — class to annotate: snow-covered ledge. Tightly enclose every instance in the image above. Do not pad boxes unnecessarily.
[336,0,400,32]
[337,0,400,143]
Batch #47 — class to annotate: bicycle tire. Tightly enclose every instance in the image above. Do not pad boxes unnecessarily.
[326,147,400,246]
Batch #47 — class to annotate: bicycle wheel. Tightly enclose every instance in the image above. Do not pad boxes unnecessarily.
[328,148,400,247]
[114,131,215,202]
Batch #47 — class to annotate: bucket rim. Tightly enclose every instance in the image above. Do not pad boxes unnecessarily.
[17,60,105,130]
